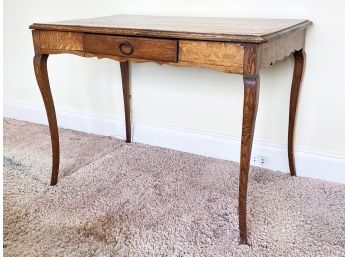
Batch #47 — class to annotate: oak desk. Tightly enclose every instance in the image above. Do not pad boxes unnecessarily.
[30,15,311,244]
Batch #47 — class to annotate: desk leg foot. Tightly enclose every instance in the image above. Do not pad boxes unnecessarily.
[288,49,305,176]
[239,75,260,245]
[120,61,132,143]
[33,54,60,186]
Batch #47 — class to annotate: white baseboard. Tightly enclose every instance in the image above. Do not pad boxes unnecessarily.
[3,97,345,183]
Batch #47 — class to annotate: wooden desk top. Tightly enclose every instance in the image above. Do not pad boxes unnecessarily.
[30,15,311,43]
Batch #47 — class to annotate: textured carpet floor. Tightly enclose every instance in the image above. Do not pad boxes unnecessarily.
[3,118,345,257]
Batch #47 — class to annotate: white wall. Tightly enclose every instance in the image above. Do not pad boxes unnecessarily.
[3,0,345,182]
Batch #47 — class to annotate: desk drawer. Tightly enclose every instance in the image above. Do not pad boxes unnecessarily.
[83,34,178,62]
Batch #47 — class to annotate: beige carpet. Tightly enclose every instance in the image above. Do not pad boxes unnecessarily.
[3,118,344,257]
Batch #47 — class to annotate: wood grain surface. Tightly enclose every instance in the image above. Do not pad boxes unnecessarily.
[39,31,83,51]
[243,44,261,76]
[30,15,311,43]
[179,41,244,73]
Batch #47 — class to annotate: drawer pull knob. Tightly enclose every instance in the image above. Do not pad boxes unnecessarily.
[119,42,133,55]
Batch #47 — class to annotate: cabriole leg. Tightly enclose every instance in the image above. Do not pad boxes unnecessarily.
[120,61,131,143]
[33,54,60,186]
[239,75,260,245]
[288,49,305,176]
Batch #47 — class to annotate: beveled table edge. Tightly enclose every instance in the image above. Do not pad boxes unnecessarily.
[29,20,312,43]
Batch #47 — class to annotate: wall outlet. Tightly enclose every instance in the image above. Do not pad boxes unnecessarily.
[252,155,267,166]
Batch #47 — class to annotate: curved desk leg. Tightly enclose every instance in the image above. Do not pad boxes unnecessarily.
[239,75,260,245]
[288,49,305,176]
[120,61,132,143]
[33,54,60,186]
